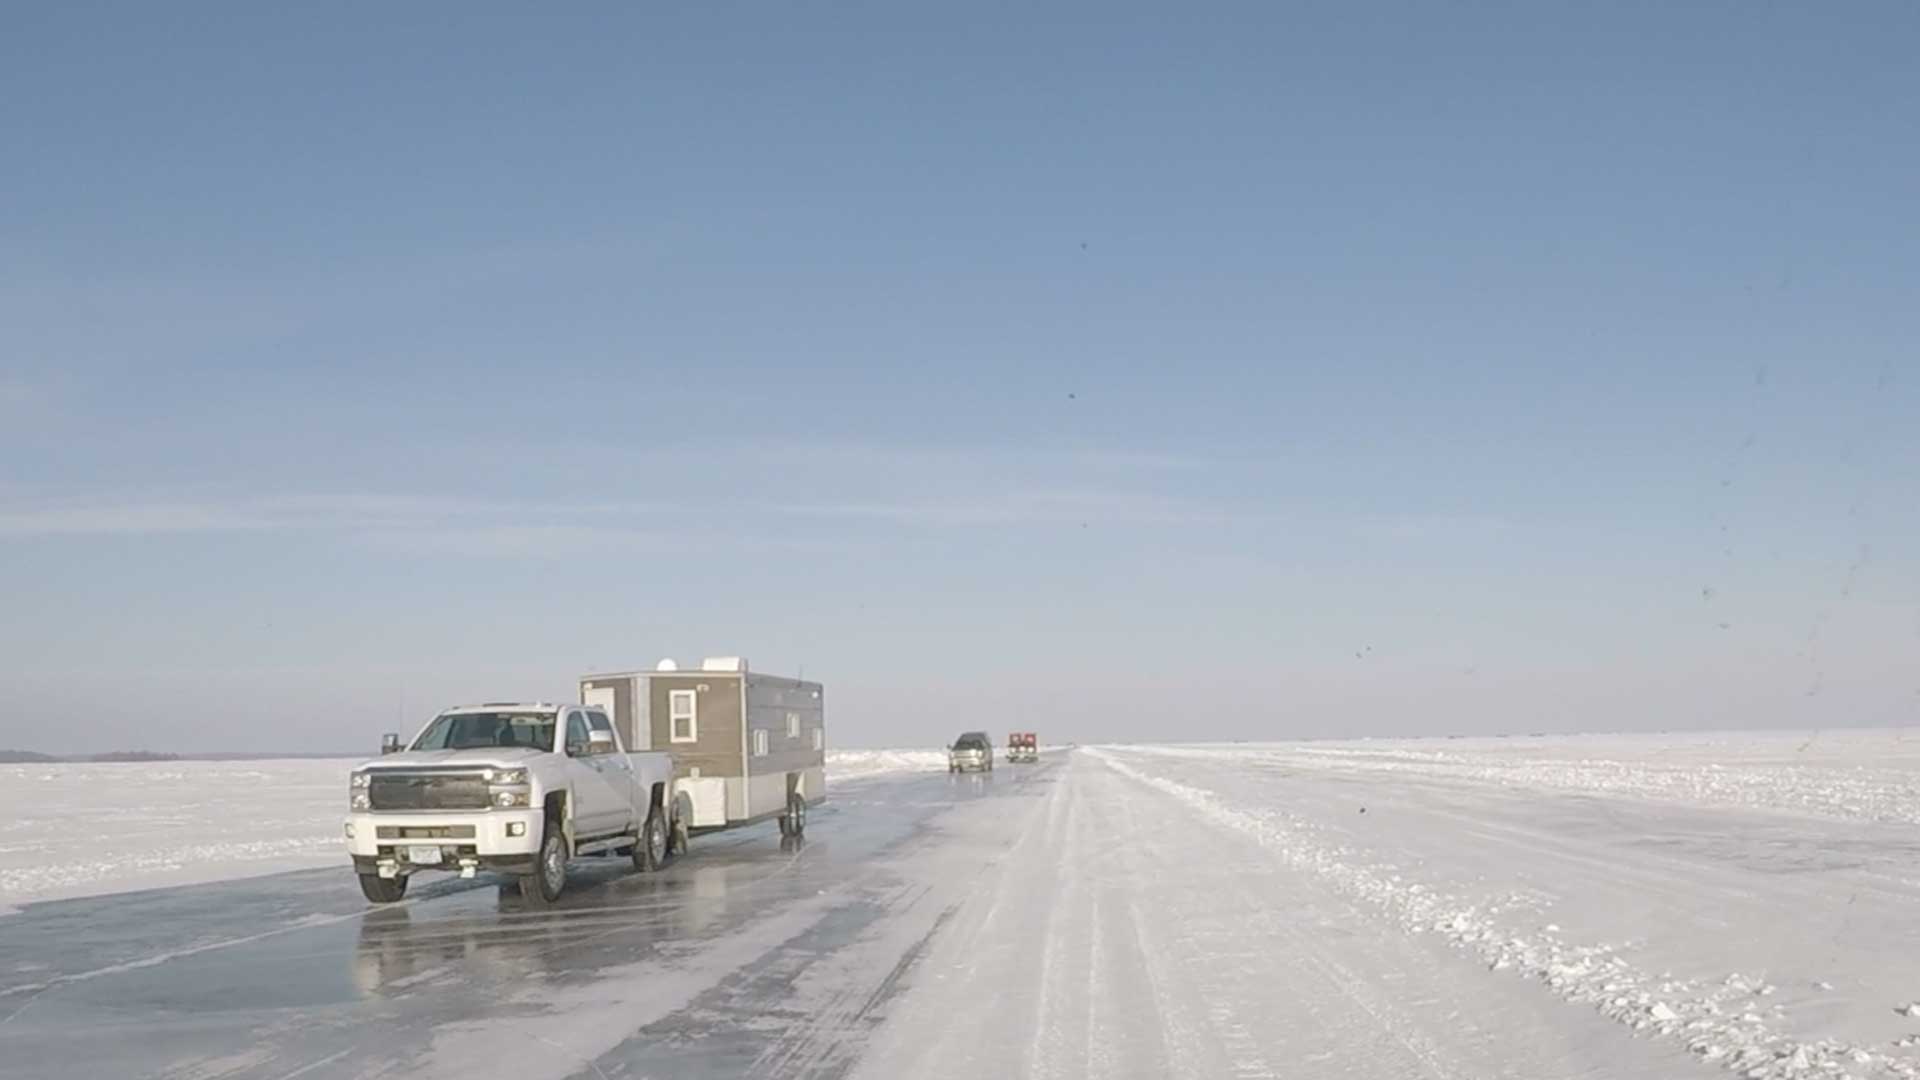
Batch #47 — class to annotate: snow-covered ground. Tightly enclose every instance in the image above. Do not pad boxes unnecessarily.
[10,734,1920,1079]
[858,732,1920,1080]
[0,759,348,909]
[0,748,949,907]
[821,747,950,782]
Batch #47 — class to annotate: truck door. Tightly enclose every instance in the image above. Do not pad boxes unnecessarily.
[562,710,629,837]
[584,709,641,834]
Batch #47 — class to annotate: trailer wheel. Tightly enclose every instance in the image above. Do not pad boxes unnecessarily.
[633,809,668,872]
[778,792,807,838]
[519,825,567,905]
[358,873,407,904]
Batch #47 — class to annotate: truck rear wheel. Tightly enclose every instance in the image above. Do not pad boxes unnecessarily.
[778,793,807,838]
[358,873,407,904]
[668,794,692,856]
[633,809,668,872]
[519,825,567,905]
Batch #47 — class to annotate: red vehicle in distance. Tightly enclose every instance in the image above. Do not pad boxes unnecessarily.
[1007,732,1039,763]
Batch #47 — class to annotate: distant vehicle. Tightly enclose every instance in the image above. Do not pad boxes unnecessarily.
[581,657,825,840]
[949,731,993,773]
[1007,732,1038,763]
[344,702,679,905]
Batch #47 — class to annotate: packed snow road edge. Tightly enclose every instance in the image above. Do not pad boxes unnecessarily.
[1088,748,1920,1080]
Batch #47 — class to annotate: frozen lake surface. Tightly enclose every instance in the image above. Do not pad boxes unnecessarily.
[7,732,1920,1079]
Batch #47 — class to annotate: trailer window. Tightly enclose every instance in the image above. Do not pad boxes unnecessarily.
[752,729,769,757]
[812,728,823,752]
[786,712,800,739]
[669,690,698,743]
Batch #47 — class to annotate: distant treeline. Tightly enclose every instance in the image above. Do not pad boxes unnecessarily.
[0,749,355,763]
[0,750,182,763]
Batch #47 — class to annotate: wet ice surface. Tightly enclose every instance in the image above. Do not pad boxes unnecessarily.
[7,734,1920,1080]
[0,766,1036,1080]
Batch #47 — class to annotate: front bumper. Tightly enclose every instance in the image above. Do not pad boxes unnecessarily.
[949,754,990,771]
[344,809,542,870]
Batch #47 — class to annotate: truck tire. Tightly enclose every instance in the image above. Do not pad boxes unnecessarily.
[778,792,807,838]
[633,809,668,872]
[358,873,407,904]
[668,794,693,856]
[519,825,567,905]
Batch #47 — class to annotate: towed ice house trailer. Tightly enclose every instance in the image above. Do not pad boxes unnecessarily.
[579,657,825,836]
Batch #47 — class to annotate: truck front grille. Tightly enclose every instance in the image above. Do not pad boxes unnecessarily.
[374,824,479,840]
[368,773,491,811]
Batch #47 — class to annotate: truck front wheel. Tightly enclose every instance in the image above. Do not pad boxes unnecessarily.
[358,873,407,904]
[519,825,567,905]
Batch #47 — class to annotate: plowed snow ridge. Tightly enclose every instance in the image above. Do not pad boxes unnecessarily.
[1091,748,1920,1080]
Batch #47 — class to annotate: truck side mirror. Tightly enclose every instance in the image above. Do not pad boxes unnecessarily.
[588,729,615,755]
[381,733,402,755]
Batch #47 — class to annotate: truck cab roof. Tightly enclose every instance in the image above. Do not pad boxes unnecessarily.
[440,702,581,715]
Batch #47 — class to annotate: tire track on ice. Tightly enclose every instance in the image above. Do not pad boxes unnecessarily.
[1105,764,1275,1079]
[1103,755,1476,1079]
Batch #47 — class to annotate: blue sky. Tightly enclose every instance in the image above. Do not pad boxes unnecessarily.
[3,4,1916,753]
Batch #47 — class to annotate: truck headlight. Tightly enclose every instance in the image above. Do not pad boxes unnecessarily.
[493,790,529,808]
[490,768,527,786]
[350,792,370,811]
[350,772,372,789]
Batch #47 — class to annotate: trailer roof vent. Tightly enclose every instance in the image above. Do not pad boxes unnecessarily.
[655,658,679,672]
[700,656,745,672]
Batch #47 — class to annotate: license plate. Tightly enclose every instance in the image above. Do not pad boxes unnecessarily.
[407,845,443,865]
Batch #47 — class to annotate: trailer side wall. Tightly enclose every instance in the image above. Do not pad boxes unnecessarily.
[743,674,827,819]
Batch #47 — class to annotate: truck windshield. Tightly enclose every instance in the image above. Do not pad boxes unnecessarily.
[409,712,556,752]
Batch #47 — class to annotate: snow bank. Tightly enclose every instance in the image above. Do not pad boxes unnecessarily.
[826,749,949,783]
[0,759,349,907]
[1091,747,1920,1080]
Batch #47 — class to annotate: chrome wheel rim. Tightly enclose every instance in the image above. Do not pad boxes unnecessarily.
[647,817,666,862]
[543,838,564,889]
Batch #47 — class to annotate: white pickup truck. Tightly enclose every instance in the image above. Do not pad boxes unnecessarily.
[343,702,689,905]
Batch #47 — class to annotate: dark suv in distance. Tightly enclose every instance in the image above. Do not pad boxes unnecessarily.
[948,732,993,773]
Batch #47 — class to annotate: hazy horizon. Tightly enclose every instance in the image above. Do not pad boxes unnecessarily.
[5,5,1916,754]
